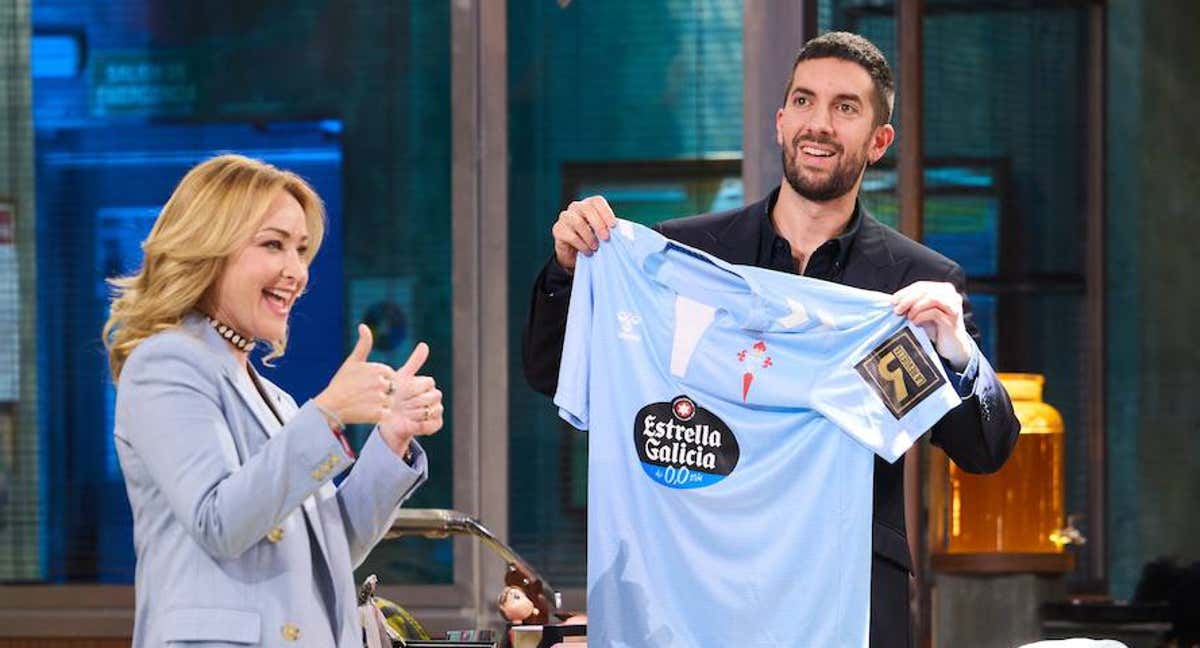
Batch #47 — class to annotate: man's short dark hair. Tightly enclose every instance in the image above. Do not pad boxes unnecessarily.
[785,32,895,126]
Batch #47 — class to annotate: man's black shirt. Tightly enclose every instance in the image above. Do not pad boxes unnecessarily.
[756,192,860,280]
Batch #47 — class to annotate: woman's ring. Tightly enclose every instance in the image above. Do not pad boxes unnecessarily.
[423,405,432,421]
[386,381,395,396]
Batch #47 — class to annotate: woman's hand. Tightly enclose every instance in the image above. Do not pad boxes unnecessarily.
[314,324,396,425]
[378,342,443,458]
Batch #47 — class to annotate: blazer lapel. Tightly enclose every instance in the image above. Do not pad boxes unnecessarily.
[843,206,906,293]
[302,494,332,560]
[703,191,774,265]
[182,313,281,441]
[261,378,299,420]
[224,366,282,439]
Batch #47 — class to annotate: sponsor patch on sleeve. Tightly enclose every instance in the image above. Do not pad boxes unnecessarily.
[854,328,947,419]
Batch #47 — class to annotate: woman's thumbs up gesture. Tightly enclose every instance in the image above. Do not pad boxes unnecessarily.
[313,324,398,425]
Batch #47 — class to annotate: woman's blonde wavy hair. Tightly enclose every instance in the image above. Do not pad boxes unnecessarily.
[103,154,326,381]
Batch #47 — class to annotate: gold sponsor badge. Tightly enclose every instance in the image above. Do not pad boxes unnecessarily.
[854,328,947,419]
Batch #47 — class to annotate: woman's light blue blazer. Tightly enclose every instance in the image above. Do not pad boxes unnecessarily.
[114,313,427,646]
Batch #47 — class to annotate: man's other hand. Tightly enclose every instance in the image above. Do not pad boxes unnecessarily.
[551,195,618,273]
[891,280,974,371]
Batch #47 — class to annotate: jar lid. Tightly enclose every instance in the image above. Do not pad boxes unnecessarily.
[997,372,1045,401]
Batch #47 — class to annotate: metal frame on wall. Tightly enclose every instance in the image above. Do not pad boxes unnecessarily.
[357,0,514,633]
[1083,0,1107,593]
[0,0,53,635]
[447,0,510,632]
[741,0,817,203]
[894,2,931,643]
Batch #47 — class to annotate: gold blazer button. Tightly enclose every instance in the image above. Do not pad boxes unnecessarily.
[266,527,284,543]
[281,623,301,641]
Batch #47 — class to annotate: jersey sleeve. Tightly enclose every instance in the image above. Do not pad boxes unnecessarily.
[810,319,961,463]
[553,252,595,430]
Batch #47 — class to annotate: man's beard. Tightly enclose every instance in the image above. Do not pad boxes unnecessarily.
[781,133,869,202]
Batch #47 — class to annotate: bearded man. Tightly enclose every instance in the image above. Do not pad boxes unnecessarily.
[522,31,1020,648]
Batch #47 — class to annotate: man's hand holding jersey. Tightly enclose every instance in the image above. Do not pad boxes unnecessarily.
[551,195,618,273]
[891,281,975,372]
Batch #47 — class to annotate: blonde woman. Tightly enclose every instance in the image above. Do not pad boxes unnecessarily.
[105,154,443,646]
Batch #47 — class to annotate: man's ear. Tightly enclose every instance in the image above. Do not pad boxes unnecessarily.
[775,107,786,148]
[868,123,895,164]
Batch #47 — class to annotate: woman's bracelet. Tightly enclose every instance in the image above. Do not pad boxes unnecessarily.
[313,401,345,431]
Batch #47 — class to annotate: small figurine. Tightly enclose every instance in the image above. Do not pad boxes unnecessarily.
[497,585,540,624]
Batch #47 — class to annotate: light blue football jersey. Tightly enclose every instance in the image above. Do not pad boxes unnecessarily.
[555,220,961,648]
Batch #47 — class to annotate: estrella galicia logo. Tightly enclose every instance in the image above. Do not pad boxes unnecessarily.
[634,395,739,489]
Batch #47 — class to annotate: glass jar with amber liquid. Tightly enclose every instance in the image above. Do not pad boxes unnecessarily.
[929,373,1066,554]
